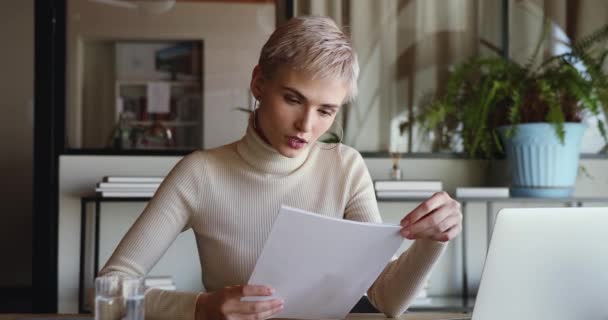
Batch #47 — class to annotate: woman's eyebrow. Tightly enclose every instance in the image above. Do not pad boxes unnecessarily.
[281,86,340,109]
[282,86,308,101]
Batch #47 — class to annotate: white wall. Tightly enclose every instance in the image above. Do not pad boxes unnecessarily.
[0,0,33,287]
[58,153,608,312]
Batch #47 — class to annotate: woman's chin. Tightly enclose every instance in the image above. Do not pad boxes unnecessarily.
[276,144,307,158]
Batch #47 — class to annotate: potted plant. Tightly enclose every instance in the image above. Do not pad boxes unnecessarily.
[419,23,608,197]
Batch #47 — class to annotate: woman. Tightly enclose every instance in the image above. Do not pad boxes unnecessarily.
[99,16,462,320]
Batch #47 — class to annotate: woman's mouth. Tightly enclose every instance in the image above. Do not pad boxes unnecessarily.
[287,136,307,149]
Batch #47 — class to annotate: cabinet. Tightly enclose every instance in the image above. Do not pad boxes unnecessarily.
[112,80,203,150]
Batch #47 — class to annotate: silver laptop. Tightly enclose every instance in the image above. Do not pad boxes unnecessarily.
[470,207,608,320]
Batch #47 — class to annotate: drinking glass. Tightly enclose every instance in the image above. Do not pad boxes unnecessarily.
[95,275,145,320]
[121,277,145,320]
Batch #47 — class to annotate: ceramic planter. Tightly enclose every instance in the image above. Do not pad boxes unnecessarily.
[497,123,587,198]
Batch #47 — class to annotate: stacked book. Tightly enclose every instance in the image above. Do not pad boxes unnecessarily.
[144,275,176,291]
[96,176,164,198]
[374,180,443,200]
[455,187,510,198]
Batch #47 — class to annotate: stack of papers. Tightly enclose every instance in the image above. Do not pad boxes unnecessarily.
[245,206,404,319]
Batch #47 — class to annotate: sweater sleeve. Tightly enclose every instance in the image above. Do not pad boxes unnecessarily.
[98,152,204,320]
[343,151,381,223]
[342,151,447,317]
[366,240,446,317]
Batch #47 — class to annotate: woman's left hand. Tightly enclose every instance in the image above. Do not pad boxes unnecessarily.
[399,191,462,242]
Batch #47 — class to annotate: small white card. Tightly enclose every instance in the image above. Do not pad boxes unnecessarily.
[146,82,171,113]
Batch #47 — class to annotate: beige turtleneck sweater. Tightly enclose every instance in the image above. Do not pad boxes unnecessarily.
[99,122,446,320]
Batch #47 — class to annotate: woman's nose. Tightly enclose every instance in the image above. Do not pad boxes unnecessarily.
[294,110,314,133]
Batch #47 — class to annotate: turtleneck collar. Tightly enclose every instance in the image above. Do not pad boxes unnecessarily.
[236,116,312,175]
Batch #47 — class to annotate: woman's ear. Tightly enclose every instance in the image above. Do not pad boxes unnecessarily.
[250,65,264,100]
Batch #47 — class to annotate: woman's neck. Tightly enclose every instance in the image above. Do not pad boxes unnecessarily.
[235,114,312,175]
[253,110,271,146]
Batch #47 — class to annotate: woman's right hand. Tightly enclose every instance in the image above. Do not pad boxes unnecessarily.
[195,284,284,320]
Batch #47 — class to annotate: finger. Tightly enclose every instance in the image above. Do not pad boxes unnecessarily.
[234,285,274,297]
[401,201,457,239]
[413,213,461,240]
[401,192,450,227]
[238,304,285,320]
[234,299,284,315]
[431,223,462,242]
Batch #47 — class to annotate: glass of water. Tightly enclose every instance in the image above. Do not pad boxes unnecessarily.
[121,277,145,320]
[95,275,144,320]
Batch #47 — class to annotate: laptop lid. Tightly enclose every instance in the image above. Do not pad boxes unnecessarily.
[472,207,608,320]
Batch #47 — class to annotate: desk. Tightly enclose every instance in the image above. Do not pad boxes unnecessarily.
[0,313,471,320]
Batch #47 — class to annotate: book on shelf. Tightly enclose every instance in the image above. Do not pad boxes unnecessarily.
[456,187,510,198]
[144,276,176,291]
[151,284,177,291]
[374,180,443,192]
[376,190,437,199]
[97,182,160,189]
[98,191,155,198]
[103,176,165,184]
[96,188,158,193]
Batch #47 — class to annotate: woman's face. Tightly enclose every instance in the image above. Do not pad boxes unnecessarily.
[251,65,348,158]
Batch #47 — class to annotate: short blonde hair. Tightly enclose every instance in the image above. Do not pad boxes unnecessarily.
[258,16,359,103]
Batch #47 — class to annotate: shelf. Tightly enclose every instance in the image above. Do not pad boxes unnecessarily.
[456,196,608,202]
[116,80,200,87]
[127,120,200,127]
[82,196,152,202]
[378,196,608,203]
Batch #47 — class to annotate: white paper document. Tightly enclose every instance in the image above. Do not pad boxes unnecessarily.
[245,205,403,319]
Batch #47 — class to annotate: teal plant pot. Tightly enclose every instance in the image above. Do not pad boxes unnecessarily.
[497,123,587,198]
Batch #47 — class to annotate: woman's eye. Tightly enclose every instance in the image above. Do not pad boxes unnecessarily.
[285,96,300,104]
[319,110,332,117]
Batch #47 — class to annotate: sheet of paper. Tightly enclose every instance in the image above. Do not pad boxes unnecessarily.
[146,82,171,113]
[245,205,403,319]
